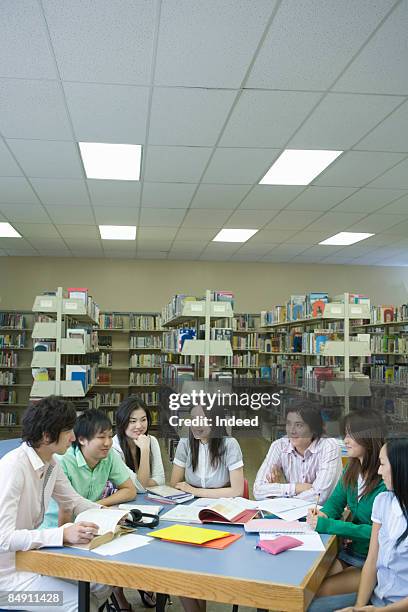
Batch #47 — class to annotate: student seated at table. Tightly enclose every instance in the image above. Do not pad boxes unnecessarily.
[112,394,165,489]
[306,409,386,600]
[309,437,408,612]
[170,402,245,498]
[44,408,136,612]
[0,396,111,612]
[253,399,342,503]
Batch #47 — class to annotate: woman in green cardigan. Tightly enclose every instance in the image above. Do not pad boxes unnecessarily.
[307,408,386,599]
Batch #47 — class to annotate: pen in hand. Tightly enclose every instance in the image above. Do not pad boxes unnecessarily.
[313,493,320,515]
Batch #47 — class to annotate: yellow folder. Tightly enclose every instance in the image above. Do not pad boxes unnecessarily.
[150,524,230,545]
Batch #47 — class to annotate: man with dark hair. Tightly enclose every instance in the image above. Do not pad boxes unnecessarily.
[254,398,342,502]
[44,409,136,528]
[0,396,111,611]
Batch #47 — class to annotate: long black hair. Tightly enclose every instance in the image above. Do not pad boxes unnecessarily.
[342,409,385,497]
[189,402,228,472]
[386,438,408,546]
[116,395,152,472]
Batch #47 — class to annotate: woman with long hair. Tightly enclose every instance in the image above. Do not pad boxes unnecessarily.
[310,436,408,611]
[112,394,165,489]
[307,408,386,604]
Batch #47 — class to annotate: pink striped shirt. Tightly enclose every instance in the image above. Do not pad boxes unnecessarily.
[253,436,342,503]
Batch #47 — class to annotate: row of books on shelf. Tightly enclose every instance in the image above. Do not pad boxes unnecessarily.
[99,314,162,331]
[0,313,27,329]
[370,335,408,354]
[231,333,258,349]
[0,352,19,367]
[0,411,17,426]
[130,314,162,331]
[99,313,125,329]
[0,333,26,349]
[65,364,98,392]
[232,314,258,331]
[259,330,341,354]
[129,354,162,367]
[129,372,160,385]
[130,336,162,349]
[370,365,408,386]
[225,354,259,367]
[99,353,112,367]
[162,363,194,385]
[0,371,16,384]
[0,389,17,404]
[369,304,408,324]
[66,288,100,323]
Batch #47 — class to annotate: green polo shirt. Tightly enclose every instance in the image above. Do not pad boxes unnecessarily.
[42,445,131,528]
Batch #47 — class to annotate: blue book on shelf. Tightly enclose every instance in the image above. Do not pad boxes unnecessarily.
[71,371,87,391]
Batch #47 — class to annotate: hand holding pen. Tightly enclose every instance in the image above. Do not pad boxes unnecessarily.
[306,494,327,530]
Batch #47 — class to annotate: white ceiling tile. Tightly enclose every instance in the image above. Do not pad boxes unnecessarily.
[202,148,280,184]
[383,220,408,236]
[0,140,23,177]
[136,251,168,260]
[181,209,231,228]
[142,183,196,208]
[0,1,57,79]
[238,186,304,210]
[144,146,211,182]
[64,82,149,144]
[29,238,68,250]
[149,88,235,146]
[167,252,200,260]
[0,79,72,139]
[191,184,250,209]
[231,253,264,262]
[0,177,39,203]
[264,210,321,230]
[36,250,72,258]
[220,90,321,148]
[289,93,403,150]
[359,233,399,247]
[260,254,293,263]
[136,240,173,251]
[250,229,297,244]
[63,238,102,250]
[0,249,6,256]
[284,230,335,245]
[12,223,60,239]
[30,178,90,206]
[290,254,326,263]
[330,244,378,258]
[349,254,384,265]
[267,244,310,256]
[224,210,273,228]
[56,225,99,239]
[2,248,39,256]
[94,207,139,225]
[348,214,408,233]
[0,237,33,250]
[87,180,141,206]
[247,1,393,89]
[334,2,408,94]
[305,212,366,231]
[176,228,219,241]
[137,227,178,241]
[73,249,105,258]
[155,0,275,87]
[139,208,185,227]
[379,194,408,214]
[0,204,49,223]
[42,0,156,84]
[46,206,95,225]
[287,187,357,211]
[320,255,360,265]
[315,151,405,188]
[7,140,83,179]
[376,256,408,267]
[332,188,407,213]
[357,100,408,152]
[368,158,408,189]
[169,241,208,254]
[300,245,344,257]
[104,251,136,259]
[233,243,277,256]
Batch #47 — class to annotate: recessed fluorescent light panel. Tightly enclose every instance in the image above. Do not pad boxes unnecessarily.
[212,229,258,243]
[79,142,141,180]
[260,149,343,185]
[0,222,21,238]
[99,225,137,240]
[319,232,374,246]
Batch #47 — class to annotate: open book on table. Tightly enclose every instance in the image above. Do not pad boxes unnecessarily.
[67,508,135,550]
[162,497,258,525]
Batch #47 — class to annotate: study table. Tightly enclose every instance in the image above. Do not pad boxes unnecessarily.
[0,440,337,611]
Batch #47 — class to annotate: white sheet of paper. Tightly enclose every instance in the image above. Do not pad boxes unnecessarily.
[259,532,325,552]
[257,498,321,521]
[91,534,153,556]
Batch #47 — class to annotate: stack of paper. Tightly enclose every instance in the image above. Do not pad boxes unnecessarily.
[150,524,241,549]
[146,485,194,504]
[257,498,322,521]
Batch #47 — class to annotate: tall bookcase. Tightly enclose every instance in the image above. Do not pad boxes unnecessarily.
[0,310,33,439]
[96,312,162,428]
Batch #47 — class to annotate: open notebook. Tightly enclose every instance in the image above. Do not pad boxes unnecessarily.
[162,498,258,525]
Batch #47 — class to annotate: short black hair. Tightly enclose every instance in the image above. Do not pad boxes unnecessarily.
[73,409,112,448]
[286,398,323,440]
[21,396,77,448]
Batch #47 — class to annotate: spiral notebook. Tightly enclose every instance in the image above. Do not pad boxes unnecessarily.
[244,519,312,534]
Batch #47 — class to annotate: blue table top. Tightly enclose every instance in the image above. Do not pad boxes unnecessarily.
[1,440,331,587]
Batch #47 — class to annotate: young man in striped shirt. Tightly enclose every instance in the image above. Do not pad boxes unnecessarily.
[254,399,342,503]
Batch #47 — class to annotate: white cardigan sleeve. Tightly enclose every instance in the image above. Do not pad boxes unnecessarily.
[149,435,165,486]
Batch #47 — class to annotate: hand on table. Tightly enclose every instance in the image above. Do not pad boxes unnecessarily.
[175,481,195,495]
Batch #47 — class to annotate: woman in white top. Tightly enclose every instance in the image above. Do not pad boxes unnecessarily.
[171,403,245,612]
[310,437,408,612]
[112,395,165,490]
[170,403,244,498]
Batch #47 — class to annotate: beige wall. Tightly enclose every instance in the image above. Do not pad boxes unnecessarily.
[0,256,407,312]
